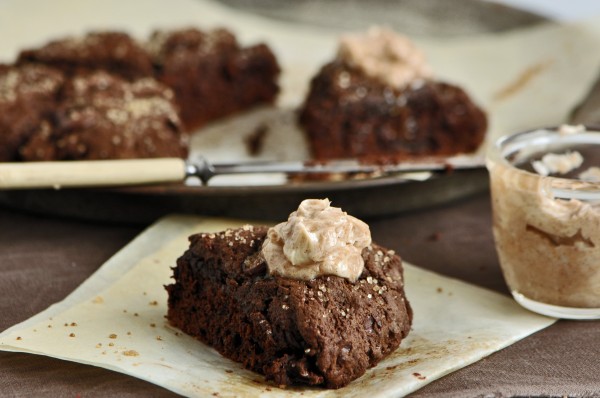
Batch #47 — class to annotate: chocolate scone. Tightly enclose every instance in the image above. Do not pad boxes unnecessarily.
[147,27,280,131]
[299,27,487,161]
[18,31,153,81]
[167,200,412,389]
[0,64,64,161]
[20,71,188,160]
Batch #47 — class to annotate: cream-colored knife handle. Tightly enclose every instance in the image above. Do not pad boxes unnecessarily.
[0,158,187,189]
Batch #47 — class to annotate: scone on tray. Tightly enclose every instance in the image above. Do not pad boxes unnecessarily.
[18,31,154,81]
[299,27,487,161]
[146,27,281,131]
[19,71,188,160]
[13,27,281,137]
[166,199,412,389]
[0,64,64,161]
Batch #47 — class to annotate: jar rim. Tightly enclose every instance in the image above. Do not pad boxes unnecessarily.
[486,126,600,199]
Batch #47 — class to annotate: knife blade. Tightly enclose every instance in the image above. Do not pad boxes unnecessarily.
[193,155,485,182]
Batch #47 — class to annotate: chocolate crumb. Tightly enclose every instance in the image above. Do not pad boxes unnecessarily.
[70,322,77,327]
[109,342,115,347]
[109,334,117,339]
[244,124,268,156]
[427,232,442,242]
[149,300,158,306]
[16,336,22,340]
[436,287,443,293]
[150,323,156,328]
[69,333,76,338]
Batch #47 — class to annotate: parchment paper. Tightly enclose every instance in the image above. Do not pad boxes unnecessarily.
[1,0,600,185]
[0,215,555,398]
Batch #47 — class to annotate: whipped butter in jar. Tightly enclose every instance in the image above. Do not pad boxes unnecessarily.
[487,125,600,319]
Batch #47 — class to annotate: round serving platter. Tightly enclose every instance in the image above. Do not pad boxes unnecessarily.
[0,0,548,224]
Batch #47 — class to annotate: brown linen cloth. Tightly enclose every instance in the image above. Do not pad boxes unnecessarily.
[1,192,599,397]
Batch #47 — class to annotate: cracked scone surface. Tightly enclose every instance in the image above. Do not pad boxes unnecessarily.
[166,226,412,389]
[0,64,64,161]
[20,71,188,160]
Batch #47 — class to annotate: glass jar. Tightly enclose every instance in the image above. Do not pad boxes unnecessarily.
[486,126,600,319]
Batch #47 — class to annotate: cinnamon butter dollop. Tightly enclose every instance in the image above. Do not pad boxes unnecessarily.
[337,26,433,88]
[261,199,371,282]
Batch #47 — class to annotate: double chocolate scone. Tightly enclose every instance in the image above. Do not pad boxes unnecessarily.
[15,28,280,134]
[3,28,279,162]
[20,71,187,160]
[18,31,154,81]
[299,27,487,161]
[0,64,64,161]
[166,199,412,389]
[147,28,280,131]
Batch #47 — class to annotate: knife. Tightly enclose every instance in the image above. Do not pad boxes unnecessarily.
[0,155,484,189]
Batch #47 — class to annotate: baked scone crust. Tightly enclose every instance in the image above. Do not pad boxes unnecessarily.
[0,64,65,161]
[20,71,187,160]
[18,31,154,81]
[166,226,412,389]
[299,61,487,161]
[147,28,280,131]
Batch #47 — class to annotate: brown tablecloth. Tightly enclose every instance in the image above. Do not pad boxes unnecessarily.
[1,192,599,397]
